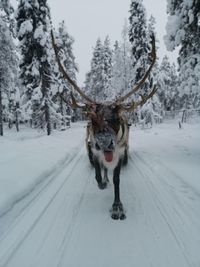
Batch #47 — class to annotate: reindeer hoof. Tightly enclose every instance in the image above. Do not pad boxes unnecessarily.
[110,202,126,220]
[98,182,108,190]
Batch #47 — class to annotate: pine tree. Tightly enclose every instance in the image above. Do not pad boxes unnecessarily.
[85,36,113,102]
[129,1,160,125]
[165,0,200,110]
[102,36,112,100]
[157,56,179,111]
[121,20,133,94]
[111,21,133,99]
[52,21,78,128]
[85,38,105,102]
[129,0,149,91]
[111,41,124,98]
[0,0,14,32]
[0,3,18,136]
[16,0,55,135]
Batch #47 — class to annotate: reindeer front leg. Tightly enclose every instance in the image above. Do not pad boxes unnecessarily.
[110,159,126,220]
[93,157,108,190]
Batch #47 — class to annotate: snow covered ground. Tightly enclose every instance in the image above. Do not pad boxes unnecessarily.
[0,121,199,267]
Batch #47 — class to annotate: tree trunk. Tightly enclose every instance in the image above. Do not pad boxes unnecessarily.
[0,88,3,136]
[41,63,51,136]
[60,97,66,128]
[44,100,51,136]
[15,102,20,132]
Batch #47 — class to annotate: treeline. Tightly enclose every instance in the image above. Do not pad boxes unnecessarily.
[84,0,200,125]
[0,0,78,136]
[0,0,199,136]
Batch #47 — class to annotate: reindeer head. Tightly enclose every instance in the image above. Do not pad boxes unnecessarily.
[88,103,123,161]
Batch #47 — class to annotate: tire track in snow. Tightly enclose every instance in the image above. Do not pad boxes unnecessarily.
[31,161,93,267]
[55,153,196,267]
[129,153,199,267]
[0,145,83,238]
[0,147,90,267]
[133,152,200,236]
[1,146,199,267]
[56,172,92,267]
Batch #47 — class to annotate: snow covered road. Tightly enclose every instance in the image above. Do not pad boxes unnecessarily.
[0,122,199,267]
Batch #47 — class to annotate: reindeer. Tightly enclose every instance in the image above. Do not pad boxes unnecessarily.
[51,30,156,220]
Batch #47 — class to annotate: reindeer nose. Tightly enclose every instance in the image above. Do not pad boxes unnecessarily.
[107,140,115,150]
[95,132,116,151]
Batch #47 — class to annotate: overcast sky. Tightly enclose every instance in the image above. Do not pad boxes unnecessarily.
[48,0,176,85]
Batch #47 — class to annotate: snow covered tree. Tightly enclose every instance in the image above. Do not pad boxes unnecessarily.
[148,15,156,36]
[129,0,150,91]
[165,0,200,110]
[85,38,103,101]
[111,41,125,98]
[102,36,112,99]
[16,0,59,135]
[157,56,179,111]
[0,3,18,136]
[121,20,134,92]
[85,37,112,102]
[111,21,133,99]
[0,0,14,33]
[52,20,78,128]
[128,1,160,125]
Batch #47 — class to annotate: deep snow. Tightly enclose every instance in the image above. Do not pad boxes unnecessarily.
[0,121,199,267]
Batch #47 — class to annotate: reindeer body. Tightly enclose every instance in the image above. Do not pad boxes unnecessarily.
[85,104,129,219]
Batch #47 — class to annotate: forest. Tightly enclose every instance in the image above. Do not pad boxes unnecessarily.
[0,0,199,136]
[0,1,200,266]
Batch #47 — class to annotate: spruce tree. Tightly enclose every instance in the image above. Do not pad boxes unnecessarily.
[85,37,112,102]
[111,21,133,99]
[121,20,133,94]
[157,56,179,111]
[0,3,18,136]
[128,1,159,125]
[16,0,54,135]
[52,21,78,128]
[111,41,124,98]
[129,0,149,90]
[102,36,112,100]
[85,38,105,102]
[165,0,200,110]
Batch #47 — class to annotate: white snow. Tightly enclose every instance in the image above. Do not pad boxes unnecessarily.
[34,24,47,47]
[18,20,33,38]
[0,123,85,218]
[0,120,200,267]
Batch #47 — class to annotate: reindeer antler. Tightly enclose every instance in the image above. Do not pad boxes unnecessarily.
[51,28,156,112]
[116,34,156,104]
[119,85,157,112]
[51,29,94,104]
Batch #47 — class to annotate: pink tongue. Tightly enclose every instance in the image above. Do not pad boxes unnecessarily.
[104,151,113,162]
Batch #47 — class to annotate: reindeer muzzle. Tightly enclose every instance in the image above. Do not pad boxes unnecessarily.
[95,132,116,162]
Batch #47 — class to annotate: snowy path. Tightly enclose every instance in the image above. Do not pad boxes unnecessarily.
[0,123,199,267]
